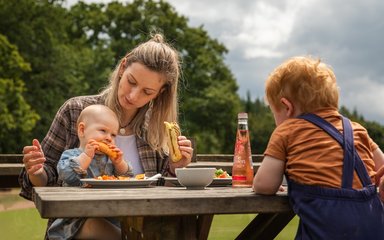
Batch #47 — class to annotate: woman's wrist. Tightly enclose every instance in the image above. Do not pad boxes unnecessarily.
[28,167,48,187]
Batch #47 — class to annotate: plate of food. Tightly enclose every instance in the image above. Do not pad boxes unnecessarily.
[210,168,232,187]
[80,174,157,188]
[209,178,232,187]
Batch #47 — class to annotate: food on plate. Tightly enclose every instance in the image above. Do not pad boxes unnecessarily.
[135,174,145,180]
[95,174,145,180]
[95,175,130,180]
[96,141,118,160]
[214,168,231,178]
[164,121,182,162]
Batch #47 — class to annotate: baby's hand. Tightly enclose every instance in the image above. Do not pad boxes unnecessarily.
[84,139,98,159]
[108,146,123,165]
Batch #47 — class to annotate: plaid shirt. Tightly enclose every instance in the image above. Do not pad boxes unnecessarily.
[19,94,172,201]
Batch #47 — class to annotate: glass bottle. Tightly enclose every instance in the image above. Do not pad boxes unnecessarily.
[232,112,254,187]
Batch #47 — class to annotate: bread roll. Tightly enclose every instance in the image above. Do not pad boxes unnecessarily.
[97,142,118,160]
[164,121,182,162]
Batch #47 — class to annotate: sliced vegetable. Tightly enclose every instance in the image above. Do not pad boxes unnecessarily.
[214,168,231,178]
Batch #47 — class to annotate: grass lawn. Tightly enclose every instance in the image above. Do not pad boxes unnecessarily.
[0,210,298,240]
[0,208,47,240]
[208,214,298,240]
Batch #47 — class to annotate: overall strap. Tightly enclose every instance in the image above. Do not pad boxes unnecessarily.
[342,117,372,187]
[298,113,371,188]
[340,116,355,188]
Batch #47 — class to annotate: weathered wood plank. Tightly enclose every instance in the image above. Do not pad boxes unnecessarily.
[0,163,24,175]
[188,161,260,175]
[0,154,23,163]
[33,187,290,219]
[0,163,23,188]
[121,215,209,240]
[235,210,296,240]
[195,154,263,163]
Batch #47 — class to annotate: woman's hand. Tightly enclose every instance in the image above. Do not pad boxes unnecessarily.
[169,136,193,170]
[22,139,46,175]
[22,139,48,186]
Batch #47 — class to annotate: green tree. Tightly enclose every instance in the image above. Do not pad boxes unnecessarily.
[340,106,384,148]
[0,0,242,153]
[0,35,40,152]
[0,0,110,147]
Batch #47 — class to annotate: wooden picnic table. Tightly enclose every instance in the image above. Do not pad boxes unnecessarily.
[32,185,294,240]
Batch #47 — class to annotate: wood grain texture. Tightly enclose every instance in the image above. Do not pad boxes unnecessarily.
[33,186,290,219]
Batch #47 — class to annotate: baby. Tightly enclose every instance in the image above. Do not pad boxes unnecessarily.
[48,104,133,240]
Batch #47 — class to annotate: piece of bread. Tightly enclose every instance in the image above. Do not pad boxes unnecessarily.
[97,142,118,160]
[135,174,145,180]
[164,121,182,162]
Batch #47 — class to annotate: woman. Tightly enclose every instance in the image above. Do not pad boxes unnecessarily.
[20,33,193,239]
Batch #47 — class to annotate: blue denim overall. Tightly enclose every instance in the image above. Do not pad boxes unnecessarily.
[288,113,384,240]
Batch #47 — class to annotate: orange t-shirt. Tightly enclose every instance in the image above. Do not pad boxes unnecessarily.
[264,108,378,189]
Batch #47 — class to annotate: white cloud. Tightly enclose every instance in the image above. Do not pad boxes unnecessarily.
[340,76,384,121]
[64,0,384,124]
[168,0,311,58]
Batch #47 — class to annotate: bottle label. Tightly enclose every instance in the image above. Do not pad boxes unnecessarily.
[232,175,247,181]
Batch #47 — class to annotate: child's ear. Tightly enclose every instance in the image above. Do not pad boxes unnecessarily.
[280,98,295,117]
[78,122,85,137]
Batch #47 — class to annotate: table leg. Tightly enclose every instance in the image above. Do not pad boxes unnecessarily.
[235,210,296,240]
[120,214,214,240]
[197,214,214,240]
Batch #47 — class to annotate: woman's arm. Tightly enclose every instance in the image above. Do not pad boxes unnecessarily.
[19,97,85,200]
[23,139,48,186]
[253,155,285,195]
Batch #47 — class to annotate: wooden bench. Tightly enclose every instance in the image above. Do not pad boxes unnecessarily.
[0,153,264,188]
[189,154,263,174]
[0,154,23,188]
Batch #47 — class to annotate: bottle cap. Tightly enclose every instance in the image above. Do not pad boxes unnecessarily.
[238,112,248,119]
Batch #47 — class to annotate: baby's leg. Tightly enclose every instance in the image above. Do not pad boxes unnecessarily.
[75,217,121,240]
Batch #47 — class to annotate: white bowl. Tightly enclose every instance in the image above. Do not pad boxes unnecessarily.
[175,167,216,190]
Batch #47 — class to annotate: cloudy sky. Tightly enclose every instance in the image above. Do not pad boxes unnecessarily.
[67,0,384,124]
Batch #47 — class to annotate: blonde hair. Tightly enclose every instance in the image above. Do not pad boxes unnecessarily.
[265,56,339,113]
[102,33,180,155]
